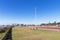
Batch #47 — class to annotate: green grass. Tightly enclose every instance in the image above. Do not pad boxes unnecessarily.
[0,29,9,40]
[12,27,60,40]
[0,33,5,40]
[0,32,7,40]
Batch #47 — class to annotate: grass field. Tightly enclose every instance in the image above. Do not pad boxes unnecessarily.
[12,27,60,40]
[0,33,5,40]
[0,32,7,40]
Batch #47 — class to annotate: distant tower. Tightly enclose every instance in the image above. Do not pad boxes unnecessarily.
[35,7,37,25]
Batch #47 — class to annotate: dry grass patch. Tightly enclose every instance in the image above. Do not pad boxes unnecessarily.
[12,27,60,40]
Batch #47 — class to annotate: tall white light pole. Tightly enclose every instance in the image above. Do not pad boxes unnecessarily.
[35,7,37,25]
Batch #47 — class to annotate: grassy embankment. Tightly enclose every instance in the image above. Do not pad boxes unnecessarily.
[0,31,7,40]
[0,28,9,40]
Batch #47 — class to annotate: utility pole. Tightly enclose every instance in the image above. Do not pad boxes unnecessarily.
[35,7,37,25]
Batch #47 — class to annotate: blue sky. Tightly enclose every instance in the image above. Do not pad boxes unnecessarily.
[0,0,60,25]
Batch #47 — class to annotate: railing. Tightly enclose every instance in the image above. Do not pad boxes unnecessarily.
[2,27,12,40]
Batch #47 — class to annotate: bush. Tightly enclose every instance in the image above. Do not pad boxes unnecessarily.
[0,29,5,33]
[0,27,9,33]
[4,27,8,31]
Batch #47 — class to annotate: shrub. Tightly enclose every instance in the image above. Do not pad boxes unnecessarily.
[0,29,5,33]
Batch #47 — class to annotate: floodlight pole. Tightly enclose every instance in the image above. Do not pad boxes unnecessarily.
[35,7,36,27]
